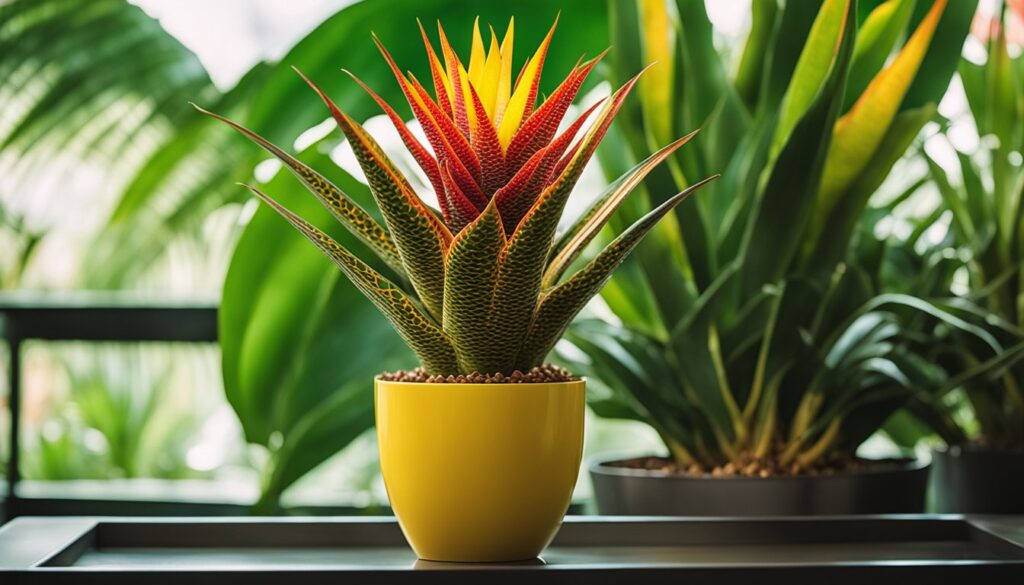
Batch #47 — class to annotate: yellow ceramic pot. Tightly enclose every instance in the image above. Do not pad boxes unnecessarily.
[375,379,585,562]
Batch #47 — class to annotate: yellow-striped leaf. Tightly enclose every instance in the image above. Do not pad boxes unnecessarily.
[773,0,851,152]
[639,0,674,147]
[818,0,947,207]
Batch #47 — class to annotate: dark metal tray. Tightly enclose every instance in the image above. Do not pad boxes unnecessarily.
[2,515,1023,583]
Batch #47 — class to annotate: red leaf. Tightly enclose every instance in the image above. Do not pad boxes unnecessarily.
[344,70,444,199]
[506,51,605,170]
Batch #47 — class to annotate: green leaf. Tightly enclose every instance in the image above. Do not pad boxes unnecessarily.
[520,177,715,367]
[900,0,978,110]
[194,104,405,277]
[543,131,697,288]
[667,262,742,444]
[300,73,452,321]
[738,0,856,297]
[242,183,460,375]
[639,0,675,147]
[442,200,506,373]
[734,0,779,109]
[843,0,916,111]
[760,0,824,110]
[773,0,852,151]
[563,319,711,461]
[818,0,948,206]
[803,105,936,274]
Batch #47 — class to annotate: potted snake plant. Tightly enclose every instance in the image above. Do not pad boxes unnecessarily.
[556,0,987,515]
[910,3,1024,513]
[199,17,711,561]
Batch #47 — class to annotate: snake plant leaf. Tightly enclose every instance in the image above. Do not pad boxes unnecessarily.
[859,294,1004,356]
[562,319,712,464]
[760,1,825,110]
[442,199,506,373]
[900,0,978,110]
[543,130,699,288]
[739,0,856,298]
[818,0,946,207]
[519,176,716,368]
[639,0,675,147]
[241,184,460,375]
[843,0,916,110]
[925,150,976,242]
[298,70,452,321]
[803,104,937,274]
[734,0,779,108]
[774,0,852,152]
[745,279,822,423]
[667,262,744,448]
[193,104,405,277]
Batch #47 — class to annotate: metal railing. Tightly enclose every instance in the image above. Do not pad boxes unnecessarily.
[0,293,218,519]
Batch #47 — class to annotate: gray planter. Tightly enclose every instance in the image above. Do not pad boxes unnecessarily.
[590,456,929,516]
[930,447,1024,514]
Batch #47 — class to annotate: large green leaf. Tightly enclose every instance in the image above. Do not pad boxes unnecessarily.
[0,0,217,286]
[221,144,412,505]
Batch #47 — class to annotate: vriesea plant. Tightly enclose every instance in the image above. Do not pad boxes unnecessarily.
[200,17,710,376]
[559,0,991,471]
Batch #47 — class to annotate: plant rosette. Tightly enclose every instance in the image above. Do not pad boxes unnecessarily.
[201,16,711,561]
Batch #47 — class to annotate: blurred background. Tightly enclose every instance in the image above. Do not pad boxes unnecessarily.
[0,0,1020,517]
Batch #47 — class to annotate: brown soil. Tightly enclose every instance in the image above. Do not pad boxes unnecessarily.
[376,364,579,384]
[611,454,914,479]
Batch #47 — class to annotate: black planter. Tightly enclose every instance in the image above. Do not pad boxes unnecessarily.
[590,456,930,516]
[930,447,1024,514]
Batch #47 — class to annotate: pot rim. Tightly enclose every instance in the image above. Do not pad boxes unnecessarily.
[932,444,1024,457]
[374,377,587,388]
[588,453,929,482]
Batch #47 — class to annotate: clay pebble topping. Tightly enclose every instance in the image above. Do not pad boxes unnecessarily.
[377,364,578,384]
[613,454,910,478]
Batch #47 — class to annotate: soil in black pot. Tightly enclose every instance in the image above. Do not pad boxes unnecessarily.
[612,454,915,478]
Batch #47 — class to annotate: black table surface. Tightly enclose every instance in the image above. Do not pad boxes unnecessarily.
[2,515,1023,584]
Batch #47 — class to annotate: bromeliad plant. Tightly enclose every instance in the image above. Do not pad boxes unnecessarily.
[559,0,990,471]
[200,17,710,376]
